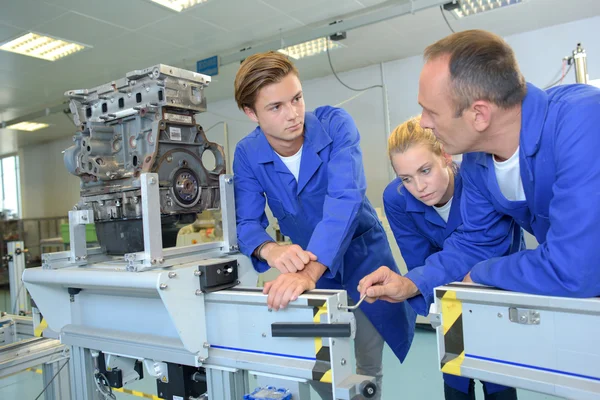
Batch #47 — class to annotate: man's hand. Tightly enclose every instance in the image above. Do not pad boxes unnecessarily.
[357,266,420,303]
[263,262,327,310]
[261,243,317,274]
[463,272,473,283]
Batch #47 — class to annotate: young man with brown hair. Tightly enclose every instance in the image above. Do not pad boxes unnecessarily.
[233,51,416,399]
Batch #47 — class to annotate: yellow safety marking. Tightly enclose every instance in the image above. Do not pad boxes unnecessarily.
[441,291,461,335]
[34,318,48,337]
[319,369,333,384]
[26,368,43,374]
[113,387,162,400]
[441,351,465,376]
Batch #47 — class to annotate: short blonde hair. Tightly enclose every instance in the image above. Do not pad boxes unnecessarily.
[234,51,299,111]
[388,115,444,159]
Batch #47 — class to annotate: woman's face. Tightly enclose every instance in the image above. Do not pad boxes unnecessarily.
[391,144,452,206]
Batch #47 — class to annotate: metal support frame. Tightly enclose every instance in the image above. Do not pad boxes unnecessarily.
[7,241,28,315]
[140,172,164,269]
[220,174,238,253]
[206,367,249,400]
[430,283,600,400]
[67,210,94,266]
[69,346,101,400]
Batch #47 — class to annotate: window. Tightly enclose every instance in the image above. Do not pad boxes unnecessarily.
[0,155,21,219]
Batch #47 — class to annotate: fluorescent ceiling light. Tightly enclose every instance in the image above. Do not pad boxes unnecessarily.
[278,37,344,60]
[448,0,525,18]
[149,0,209,12]
[0,32,87,61]
[5,122,49,132]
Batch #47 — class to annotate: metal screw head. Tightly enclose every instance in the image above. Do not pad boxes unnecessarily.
[149,176,157,185]
[166,155,173,162]
[262,333,267,338]
[216,269,221,274]
[195,289,202,296]
[194,270,203,276]
[497,313,503,318]
[168,272,177,278]
[151,259,157,265]
[81,215,88,221]
[75,256,81,261]
[159,283,168,290]
[203,342,210,348]
[198,357,206,363]
[159,258,165,264]
[225,177,233,184]
[340,358,346,366]
[82,255,87,260]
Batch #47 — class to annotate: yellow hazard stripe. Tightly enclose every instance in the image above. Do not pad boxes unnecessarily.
[27,368,43,374]
[34,318,48,337]
[441,290,461,335]
[113,387,162,400]
[439,289,465,377]
[311,301,332,383]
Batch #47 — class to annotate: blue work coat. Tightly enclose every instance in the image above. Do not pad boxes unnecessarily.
[384,173,520,394]
[406,82,600,314]
[233,106,416,362]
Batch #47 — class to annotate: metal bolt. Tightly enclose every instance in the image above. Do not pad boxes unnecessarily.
[166,201,172,207]
[520,315,527,322]
[366,387,375,395]
[133,197,139,204]
[81,215,88,221]
[82,255,87,260]
[203,342,210,348]
[262,333,267,338]
[168,272,177,278]
[115,200,121,207]
[149,177,156,185]
[225,177,233,184]
[159,283,168,290]
[198,357,206,363]
[166,155,173,162]
[159,258,165,264]
[497,313,503,318]
[151,259,157,265]
[75,256,81,261]
[340,358,346,366]
[195,290,203,296]
[216,269,221,274]
[194,270,203,276]
[331,340,335,345]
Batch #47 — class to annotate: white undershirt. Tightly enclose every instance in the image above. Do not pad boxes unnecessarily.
[433,197,453,223]
[493,147,526,201]
[276,146,303,182]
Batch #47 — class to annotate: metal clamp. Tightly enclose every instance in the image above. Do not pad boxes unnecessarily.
[508,307,541,325]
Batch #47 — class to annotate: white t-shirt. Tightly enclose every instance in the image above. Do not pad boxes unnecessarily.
[276,146,303,182]
[434,197,453,223]
[493,147,526,201]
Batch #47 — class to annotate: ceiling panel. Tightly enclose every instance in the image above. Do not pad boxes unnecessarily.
[184,0,288,31]
[42,0,172,31]
[136,13,228,48]
[0,0,67,30]
[34,11,128,47]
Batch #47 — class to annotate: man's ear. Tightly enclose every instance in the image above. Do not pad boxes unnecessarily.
[470,100,492,132]
[243,106,259,123]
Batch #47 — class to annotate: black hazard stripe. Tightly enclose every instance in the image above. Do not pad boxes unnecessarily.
[441,306,465,370]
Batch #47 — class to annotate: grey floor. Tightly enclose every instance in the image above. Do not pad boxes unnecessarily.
[0,288,560,400]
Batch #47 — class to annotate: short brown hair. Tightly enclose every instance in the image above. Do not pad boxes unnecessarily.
[234,51,299,110]
[424,29,527,116]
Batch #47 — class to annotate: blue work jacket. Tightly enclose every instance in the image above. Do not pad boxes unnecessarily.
[384,173,523,315]
[405,83,600,315]
[383,173,521,394]
[233,106,416,362]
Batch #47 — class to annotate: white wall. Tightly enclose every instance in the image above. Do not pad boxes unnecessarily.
[19,137,80,218]
[19,15,600,224]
